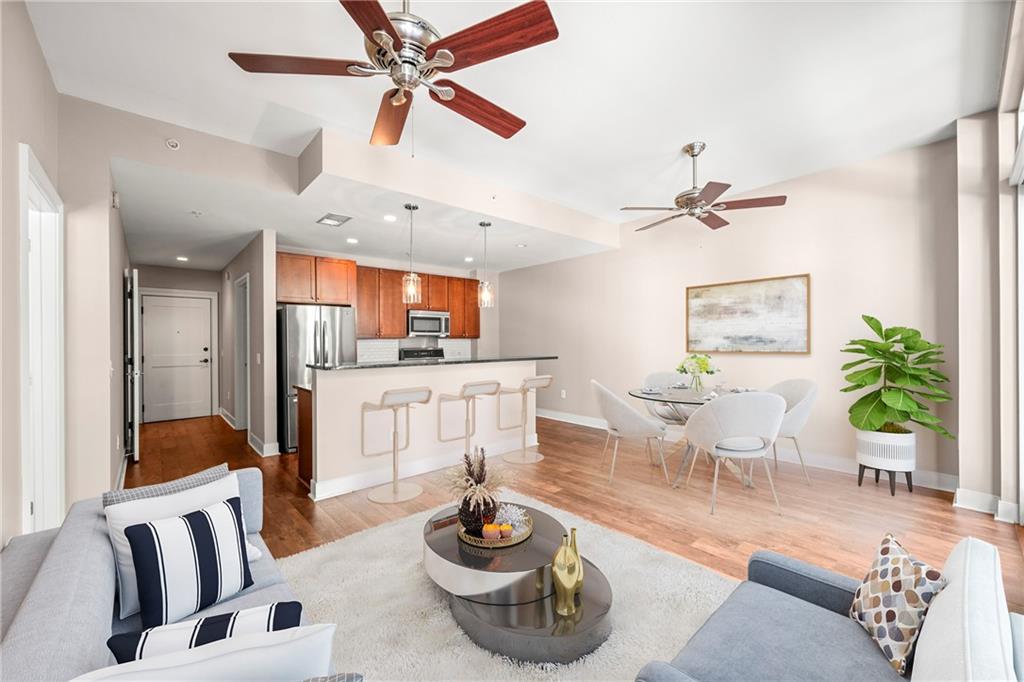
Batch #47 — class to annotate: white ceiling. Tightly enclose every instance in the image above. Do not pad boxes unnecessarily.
[29,1,1010,226]
[110,158,610,271]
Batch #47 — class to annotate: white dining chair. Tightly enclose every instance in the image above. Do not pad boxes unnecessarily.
[591,380,671,486]
[676,392,787,514]
[766,379,818,485]
[642,371,693,426]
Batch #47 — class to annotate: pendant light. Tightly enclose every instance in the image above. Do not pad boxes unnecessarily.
[478,221,495,308]
[402,203,422,305]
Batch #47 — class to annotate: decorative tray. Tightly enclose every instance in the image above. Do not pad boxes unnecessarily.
[457,515,534,549]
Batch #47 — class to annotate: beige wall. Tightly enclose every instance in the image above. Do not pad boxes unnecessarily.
[137,264,222,293]
[109,198,128,488]
[219,230,277,452]
[56,96,294,522]
[1,0,60,543]
[500,139,960,486]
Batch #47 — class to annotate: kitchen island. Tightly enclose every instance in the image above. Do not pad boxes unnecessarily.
[303,356,556,501]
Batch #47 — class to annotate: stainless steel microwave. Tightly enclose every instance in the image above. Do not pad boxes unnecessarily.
[408,310,450,337]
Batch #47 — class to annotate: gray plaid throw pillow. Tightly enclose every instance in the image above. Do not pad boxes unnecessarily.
[102,464,229,507]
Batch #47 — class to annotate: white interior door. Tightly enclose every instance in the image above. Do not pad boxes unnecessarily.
[124,269,141,461]
[142,295,213,422]
[20,143,65,533]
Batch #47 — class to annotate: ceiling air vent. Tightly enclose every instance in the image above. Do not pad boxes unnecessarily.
[316,213,352,227]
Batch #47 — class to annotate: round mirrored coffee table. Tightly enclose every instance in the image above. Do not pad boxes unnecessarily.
[423,505,613,664]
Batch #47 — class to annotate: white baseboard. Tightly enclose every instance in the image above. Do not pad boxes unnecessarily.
[247,431,280,457]
[310,433,538,502]
[995,499,1020,524]
[537,408,956,492]
[116,453,128,491]
[219,408,237,430]
[953,487,1000,514]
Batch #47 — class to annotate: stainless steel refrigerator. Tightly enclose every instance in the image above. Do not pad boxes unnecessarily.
[277,304,356,452]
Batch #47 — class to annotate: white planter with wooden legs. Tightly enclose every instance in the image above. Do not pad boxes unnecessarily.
[855,429,916,496]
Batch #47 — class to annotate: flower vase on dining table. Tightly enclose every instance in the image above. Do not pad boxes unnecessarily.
[689,375,704,393]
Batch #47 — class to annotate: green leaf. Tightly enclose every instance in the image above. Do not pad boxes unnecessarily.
[908,410,941,425]
[913,419,955,439]
[849,390,889,431]
[925,369,950,383]
[881,388,924,412]
[885,367,925,387]
[908,389,952,403]
[840,384,864,393]
[841,358,872,371]
[882,326,905,341]
[862,315,884,339]
[845,366,882,386]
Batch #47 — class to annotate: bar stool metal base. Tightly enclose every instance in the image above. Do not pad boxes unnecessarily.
[502,447,544,464]
[368,481,423,504]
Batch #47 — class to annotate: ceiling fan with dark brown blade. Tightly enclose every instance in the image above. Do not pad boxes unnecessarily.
[229,0,558,146]
[622,142,787,231]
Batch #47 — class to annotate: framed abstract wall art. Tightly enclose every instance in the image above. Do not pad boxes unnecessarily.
[686,274,810,353]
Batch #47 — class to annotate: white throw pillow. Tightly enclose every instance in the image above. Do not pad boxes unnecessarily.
[247,538,263,562]
[912,537,1015,681]
[105,474,240,619]
[73,624,336,681]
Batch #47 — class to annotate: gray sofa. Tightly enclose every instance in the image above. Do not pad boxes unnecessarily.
[0,468,302,681]
[638,540,1023,682]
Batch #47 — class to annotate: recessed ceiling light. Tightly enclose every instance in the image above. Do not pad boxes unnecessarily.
[317,213,351,227]
[515,243,527,248]
[383,214,397,222]
[346,237,359,245]
[464,256,474,263]
[176,256,189,262]
[165,138,181,151]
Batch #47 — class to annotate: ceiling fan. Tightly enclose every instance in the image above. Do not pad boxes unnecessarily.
[229,0,558,146]
[622,142,787,231]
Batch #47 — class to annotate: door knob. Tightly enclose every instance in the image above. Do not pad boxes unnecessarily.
[203,346,209,351]
[200,358,210,363]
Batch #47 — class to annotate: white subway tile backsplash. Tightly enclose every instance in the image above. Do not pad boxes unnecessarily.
[439,338,472,359]
[357,339,400,363]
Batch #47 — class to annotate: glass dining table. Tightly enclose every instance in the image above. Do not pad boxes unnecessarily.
[628,385,754,487]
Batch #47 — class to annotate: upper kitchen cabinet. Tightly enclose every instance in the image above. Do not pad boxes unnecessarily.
[276,253,317,303]
[448,277,466,338]
[356,266,380,339]
[377,268,408,338]
[465,279,481,339]
[315,257,357,305]
[276,252,356,305]
[426,274,449,311]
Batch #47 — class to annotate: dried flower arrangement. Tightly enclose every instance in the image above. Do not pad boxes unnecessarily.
[448,448,509,536]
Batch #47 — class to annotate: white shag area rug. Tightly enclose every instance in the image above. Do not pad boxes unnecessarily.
[278,491,737,681]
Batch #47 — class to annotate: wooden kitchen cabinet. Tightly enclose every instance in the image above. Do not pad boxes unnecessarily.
[356,266,379,339]
[465,279,480,339]
[276,253,317,303]
[296,387,313,487]
[448,277,466,337]
[377,268,408,338]
[277,252,356,305]
[426,274,449,311]
[315,257,357,305]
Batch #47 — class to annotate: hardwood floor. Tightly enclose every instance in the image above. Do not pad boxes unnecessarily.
[130,415,1024,610]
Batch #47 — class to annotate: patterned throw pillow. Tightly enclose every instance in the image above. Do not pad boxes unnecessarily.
[103,464,228,507]
[107,601,302,663]
[125,496,254,628]
[849,533,947,675]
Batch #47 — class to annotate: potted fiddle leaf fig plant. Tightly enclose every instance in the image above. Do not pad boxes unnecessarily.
[841,315,954,482]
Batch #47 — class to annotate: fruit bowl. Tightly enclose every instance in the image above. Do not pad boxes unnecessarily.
[457,515,533,549]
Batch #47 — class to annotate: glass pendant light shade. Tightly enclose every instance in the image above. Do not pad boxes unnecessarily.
[402,202,421,305]
[478,220,495,308]
[402,271,422,305]
[478,280,495,308]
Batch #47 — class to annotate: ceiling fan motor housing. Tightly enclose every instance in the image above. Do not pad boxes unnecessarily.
[365,13,442,81]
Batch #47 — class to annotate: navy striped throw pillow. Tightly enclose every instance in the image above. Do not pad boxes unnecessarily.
[107,601,302,663]
[124,496,254,629]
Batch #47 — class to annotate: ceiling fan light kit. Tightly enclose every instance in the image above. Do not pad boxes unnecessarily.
[622,141,788,232]
[478,221,495,309]
[402,203,422,305]
[229,0,558,146]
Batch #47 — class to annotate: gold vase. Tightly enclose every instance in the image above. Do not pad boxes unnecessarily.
[569,527,583,596]
[551,534,580,617]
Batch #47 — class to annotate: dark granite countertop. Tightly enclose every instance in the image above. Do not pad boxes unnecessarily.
[308,356,557,371]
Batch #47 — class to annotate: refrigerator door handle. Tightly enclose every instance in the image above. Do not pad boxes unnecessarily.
[313,320,321,366]
[321,318,329,367]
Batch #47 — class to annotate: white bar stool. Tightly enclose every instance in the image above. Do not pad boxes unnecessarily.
[438,380,501,455]
[364,386,432,505]
[499,375,553,464]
